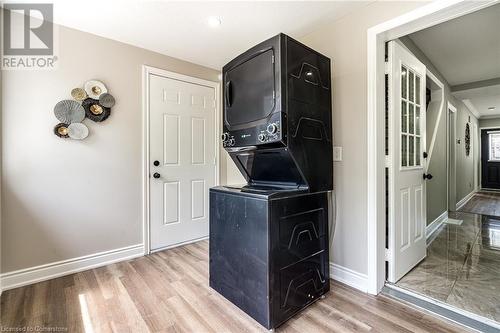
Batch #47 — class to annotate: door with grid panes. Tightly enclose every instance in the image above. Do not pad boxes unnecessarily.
[387,41,427,283]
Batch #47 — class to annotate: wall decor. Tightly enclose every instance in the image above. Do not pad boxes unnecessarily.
[68,123,89,140]
[82,98,111,122]
[54,100,85,124]
[54,123,70,138]
[84,80,107,99]
[99,93,116,108]
[52,79,116,140]
[465,123,471,156]
[71,88,87,101]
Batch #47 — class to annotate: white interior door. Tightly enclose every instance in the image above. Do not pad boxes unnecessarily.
[149,73,216,251]
[387,41,427,283]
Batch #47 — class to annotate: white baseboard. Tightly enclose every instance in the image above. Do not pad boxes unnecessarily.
[456,190,476,210]
[0,244,144,291]
[426,211,447,241]
[330,262,368,293]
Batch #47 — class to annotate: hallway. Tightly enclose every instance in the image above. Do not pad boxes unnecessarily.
[459,191,500,217]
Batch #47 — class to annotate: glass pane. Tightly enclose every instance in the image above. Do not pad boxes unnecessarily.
[409,71,415,102]
[401,101,407,133]
[490,133,500,161]
[409,135,414,166]
[409,104,415,134]
[401,66,407,99]
[416,75,421,105]
[416,137,421,166]
[402,134,408,167]
[415,106,420,135]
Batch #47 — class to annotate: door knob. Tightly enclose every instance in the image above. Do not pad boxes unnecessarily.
[153,160,160,166]
[153,172,161,179]
[423,173,433,180]
[423,152,428,158]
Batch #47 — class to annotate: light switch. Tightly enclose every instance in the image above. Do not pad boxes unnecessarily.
[333,146,342,162]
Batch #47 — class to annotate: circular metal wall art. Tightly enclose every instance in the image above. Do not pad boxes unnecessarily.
[71,87,87,101]
[82,98,111,122]
[465,123,471,156]
[84,80,107,99]
[68,123,89,140]
[54,123,70,138]
[54,100,85,124]
[99,93,116,108]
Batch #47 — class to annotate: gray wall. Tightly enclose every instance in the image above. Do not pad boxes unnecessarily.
[292,1,426,275]
[1,23,220,273]
[479,117,500,128]
[401,36,479,219]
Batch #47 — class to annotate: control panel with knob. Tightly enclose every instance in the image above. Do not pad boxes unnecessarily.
[258,133,267,142]
[267,123,278,135]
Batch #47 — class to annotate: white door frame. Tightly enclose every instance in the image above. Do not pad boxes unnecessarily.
[142,65,220,255]
[366,0,498,294]
[447,101,457,211]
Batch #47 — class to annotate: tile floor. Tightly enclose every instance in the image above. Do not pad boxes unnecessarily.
[397,211,500,323]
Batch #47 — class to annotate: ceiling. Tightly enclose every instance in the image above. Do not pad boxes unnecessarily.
[409,3,500,86]
[453,84,500,118]
[408,3,500,118]
[17,0,372,70]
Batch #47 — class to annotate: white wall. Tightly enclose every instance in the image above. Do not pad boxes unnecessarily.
[1,23,220,273]
[294,1,427,276]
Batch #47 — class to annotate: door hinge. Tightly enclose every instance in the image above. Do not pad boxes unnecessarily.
[385,248,391,261]
[384,61,390,75]
[271,55,275,64]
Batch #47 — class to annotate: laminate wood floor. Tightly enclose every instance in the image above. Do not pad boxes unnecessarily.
[1,240,469,333]
[459,191,500,216]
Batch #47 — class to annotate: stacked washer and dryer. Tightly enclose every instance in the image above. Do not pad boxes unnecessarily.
[209,33,333,330]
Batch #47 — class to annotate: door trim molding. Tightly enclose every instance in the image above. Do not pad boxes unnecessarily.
[367,0,498,295]
[142,65,220,255]
[425,70,445,173]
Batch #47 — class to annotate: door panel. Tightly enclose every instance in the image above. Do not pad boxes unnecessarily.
[481,128,500,189]
[150,74,216,250]
[388,41,427,283]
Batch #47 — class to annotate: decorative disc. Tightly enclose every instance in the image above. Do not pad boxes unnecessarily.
[54,123,70,138]
[84,80,107,99]
[82,98,111,122]
[54,100,85,124]
[68,123,89,140]
[71,88,87,101]
[99,93,115,108]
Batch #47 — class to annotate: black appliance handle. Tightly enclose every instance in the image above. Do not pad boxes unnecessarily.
[225,81,233,107]
[226,146,257,153]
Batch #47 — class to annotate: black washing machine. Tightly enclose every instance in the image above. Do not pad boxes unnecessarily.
[209,185,330,329]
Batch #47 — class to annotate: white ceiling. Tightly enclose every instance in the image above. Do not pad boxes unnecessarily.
[453,84,500,118]
[409,3,500,86]
[19,0,372,70]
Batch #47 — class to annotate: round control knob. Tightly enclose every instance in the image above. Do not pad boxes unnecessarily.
[229,138,235,146]
[221,133,229,141]
[258,133,266,142]
[153,173,161,179]
[267,123,278,135]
